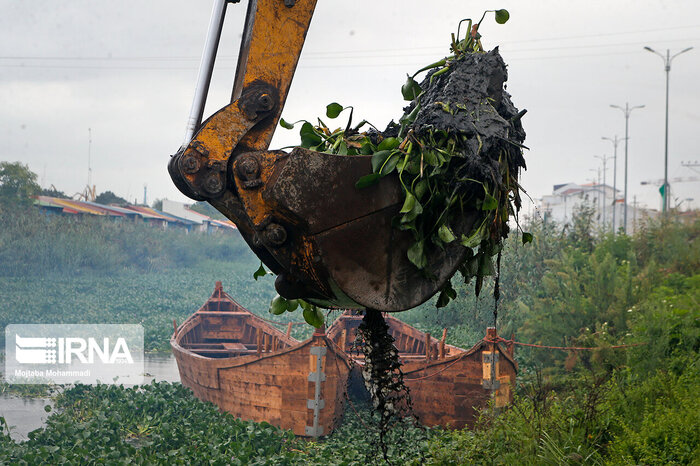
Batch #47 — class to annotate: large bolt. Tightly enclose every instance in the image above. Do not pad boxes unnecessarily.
[263,223,287,247]
[181,155,200,174]
[203,174,224,195]
[257,93,274,112]
[236,155,261,181]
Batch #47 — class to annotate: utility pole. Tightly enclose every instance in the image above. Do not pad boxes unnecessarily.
[644,46,693,214]
[595,155,613,232]
[611,103,644,234]
[602,135,623,233]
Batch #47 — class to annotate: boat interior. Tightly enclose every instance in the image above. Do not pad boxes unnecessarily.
[175,283,297,359]
[326,310,463,364]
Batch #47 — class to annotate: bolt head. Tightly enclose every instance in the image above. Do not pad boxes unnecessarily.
[181,155,201,174]
[263,223,287,246]
[258,93,274,111]
[237,156,261,181]
[203,174,224,195]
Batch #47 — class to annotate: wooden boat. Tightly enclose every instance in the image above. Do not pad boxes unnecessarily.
[172,283,517,436]
[171,282,351,437]
[325,311,517,429]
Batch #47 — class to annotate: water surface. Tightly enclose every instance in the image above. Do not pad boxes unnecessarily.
[1,352,179,441]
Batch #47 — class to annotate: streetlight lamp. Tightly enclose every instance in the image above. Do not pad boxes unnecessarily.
[594,154,613,232]
[643,46,693,214]
[602,135,623,233]
[611,103,645,234]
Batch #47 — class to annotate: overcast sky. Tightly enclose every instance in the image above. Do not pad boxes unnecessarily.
[1,0,699,214]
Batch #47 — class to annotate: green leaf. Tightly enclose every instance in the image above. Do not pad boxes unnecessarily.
[326,102,344,119]
[400,193,416,214]
[253,262,267,280]
[300,122,322,148]
[478,254,495,276]
[286,299,299,312]
[360,143,375,155]
[400,103,421,127]
[380,154,400,176]
[460,256,479,280]
[460,218,487,248]
[401,75,422,101]
[270,295,287,315]
[279,118,294,130]
[337,140,348,156]
[438,224,456,243]
[407,241,427,269]
[522,232,533,244]
[414,179,428,200]
[355,173,381,189]
[436,282,457,308]
[495,9,510,24]
[371,150,392,173]
[303,307,324,328]
[482,192,498,210]
[377,137,401,151]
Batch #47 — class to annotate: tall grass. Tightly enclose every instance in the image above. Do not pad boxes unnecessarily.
[0,207,252,276]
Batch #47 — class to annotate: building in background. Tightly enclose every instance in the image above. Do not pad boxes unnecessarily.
[161,199,236,233]
[538,182,658,234]
[33,196,236,233]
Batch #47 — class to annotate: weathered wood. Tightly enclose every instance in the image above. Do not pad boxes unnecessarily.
[172,283,352,437]
[173,287,517,437]
[425,332,431,361]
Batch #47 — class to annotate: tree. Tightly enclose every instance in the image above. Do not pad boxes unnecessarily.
[152,198,163,211]
[95,190,128,205]
[0,161,40,207]
[40,186,69,199]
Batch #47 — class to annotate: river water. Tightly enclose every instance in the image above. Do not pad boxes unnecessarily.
[1,352,180,441]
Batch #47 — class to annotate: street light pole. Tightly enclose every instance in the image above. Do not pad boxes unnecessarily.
[595,155,613,232]
[643,46,693,214]
[602,135,623,233]
[611,103,645,234]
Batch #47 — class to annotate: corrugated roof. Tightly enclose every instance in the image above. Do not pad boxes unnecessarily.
[209,218,238,230]
[123,205,198,225]
[33,196,235,230]
[51,198,108,216]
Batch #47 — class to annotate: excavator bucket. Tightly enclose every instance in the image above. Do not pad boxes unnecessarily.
[169,0,477,311]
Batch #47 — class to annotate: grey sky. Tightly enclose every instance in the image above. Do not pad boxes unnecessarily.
[2,0,699,213]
